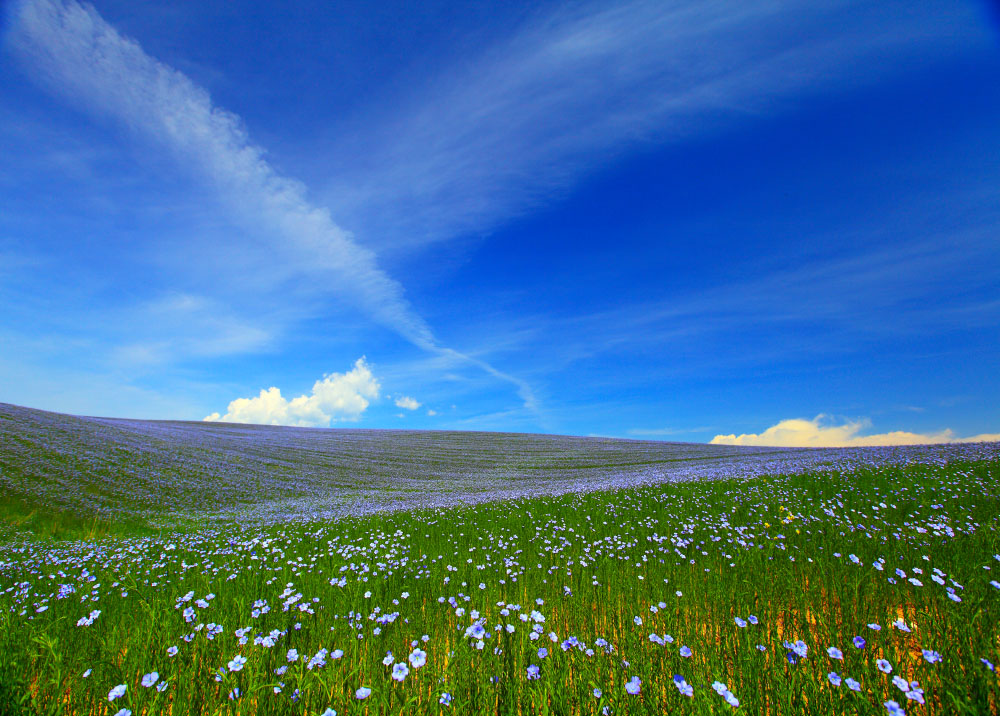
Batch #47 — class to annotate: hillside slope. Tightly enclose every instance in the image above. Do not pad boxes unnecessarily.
[2,402,997,528]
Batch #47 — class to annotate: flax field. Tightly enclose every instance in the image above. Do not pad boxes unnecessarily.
[1,403,999,715]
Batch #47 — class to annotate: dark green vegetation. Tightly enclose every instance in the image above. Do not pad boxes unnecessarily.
[1,403,999,715]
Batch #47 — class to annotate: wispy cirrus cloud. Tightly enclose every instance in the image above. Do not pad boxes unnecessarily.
[6,0,433,346]
[5,0,538,414]
[507,228,1000,376]
[711,415,1000,447]
[323,0,986,252]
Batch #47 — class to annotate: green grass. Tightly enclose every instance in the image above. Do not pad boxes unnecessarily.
[2,458,998,715]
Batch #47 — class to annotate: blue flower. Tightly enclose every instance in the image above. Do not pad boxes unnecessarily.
[827,647,843,660]
[526,665,540,680]
[141,672,158,688]
[391,663,409,682]
[625,676,641,695]
[828,672,842,686]
[108,684,126,702]
[679,646,692,658]
[853,636,866,649]
[877,659,893,674]
[884,700,906,716]
[356,687,372,700]
[921,649,941,664]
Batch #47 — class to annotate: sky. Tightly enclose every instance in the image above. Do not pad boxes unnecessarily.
[1,0,999,447]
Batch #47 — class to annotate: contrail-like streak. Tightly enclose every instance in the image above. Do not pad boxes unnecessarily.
[5,0,538,414]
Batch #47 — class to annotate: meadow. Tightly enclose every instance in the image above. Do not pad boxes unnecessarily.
[1,402,999,715]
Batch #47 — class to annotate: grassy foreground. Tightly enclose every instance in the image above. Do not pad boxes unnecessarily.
[2,457,999,716]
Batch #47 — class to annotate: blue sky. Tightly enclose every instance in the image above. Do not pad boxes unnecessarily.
[1,0,999,445]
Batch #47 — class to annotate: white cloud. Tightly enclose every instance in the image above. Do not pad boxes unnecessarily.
[7,0,433,347]
[6,0,540,415]
[204,358,379,427]
[394,396,420,410]
[427,409,437,416]
[324,0,984,252]
[711,415,1000,447]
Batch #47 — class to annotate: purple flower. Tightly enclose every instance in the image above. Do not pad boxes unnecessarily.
[853,636,866,649]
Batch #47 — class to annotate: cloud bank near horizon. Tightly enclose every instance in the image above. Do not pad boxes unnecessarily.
[204,358,378,427]
[711,416,1000,448]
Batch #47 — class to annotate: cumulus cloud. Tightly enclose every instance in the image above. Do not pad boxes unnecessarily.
[394,396,420,410]
[711,415,1000,447]
[204,358,379,427]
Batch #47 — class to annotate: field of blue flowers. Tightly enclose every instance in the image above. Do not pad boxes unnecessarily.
[1,403,998,715]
